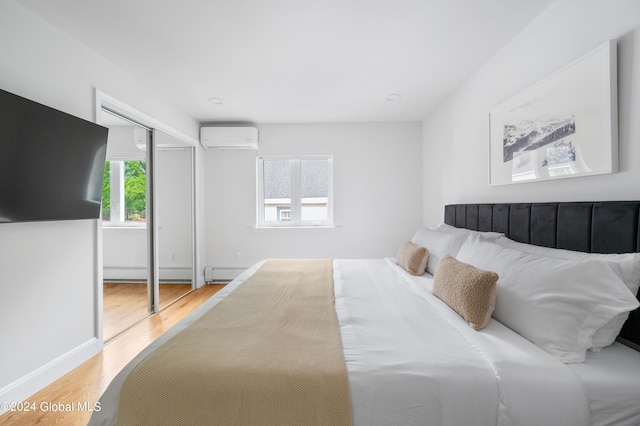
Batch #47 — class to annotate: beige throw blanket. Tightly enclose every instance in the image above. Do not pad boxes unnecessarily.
[117,259,352,426]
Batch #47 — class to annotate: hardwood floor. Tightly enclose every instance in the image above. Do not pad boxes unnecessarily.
[0,284,225,426]
[103,282,193,340]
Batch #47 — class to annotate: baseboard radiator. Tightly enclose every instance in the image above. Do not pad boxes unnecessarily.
[204,266,248,283]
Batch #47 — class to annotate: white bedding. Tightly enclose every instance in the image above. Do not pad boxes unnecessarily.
[569,342,640,426]
[90,258,637,425]
[336,259,589,426]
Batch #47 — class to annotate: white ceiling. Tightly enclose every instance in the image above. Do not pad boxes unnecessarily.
[19,0,554,124]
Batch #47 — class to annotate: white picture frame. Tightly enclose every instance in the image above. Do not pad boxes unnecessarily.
[489,40,618,186]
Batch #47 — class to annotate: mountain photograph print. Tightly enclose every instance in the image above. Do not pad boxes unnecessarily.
[502,114,576,163]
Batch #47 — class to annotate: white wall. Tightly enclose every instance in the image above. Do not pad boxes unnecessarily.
[421,0,640,227]
[205,122,422,277]
[0,0,199,409]
[0,221,98,394]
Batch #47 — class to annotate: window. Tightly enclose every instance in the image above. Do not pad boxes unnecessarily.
[102,160,147,226]
[257,156,333,227]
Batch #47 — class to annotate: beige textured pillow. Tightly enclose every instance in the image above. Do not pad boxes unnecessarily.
[396,241,429,276]
[433,256,499,331]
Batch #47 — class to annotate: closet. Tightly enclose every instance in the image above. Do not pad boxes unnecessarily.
[98,106,196,340]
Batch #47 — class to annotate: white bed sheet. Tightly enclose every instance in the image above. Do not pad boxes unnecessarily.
[569,342,640,426]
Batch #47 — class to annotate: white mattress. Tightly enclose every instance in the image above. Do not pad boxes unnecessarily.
[89,258,640,425]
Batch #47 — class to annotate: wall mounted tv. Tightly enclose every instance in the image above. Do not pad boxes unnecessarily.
[0,88,109,223]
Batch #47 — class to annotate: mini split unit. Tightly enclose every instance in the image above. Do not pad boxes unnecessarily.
[200,126,259,150]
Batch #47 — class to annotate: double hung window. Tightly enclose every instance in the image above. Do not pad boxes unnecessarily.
[257,156,333,227]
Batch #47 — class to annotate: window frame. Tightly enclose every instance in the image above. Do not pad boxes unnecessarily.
[256,155,334,228]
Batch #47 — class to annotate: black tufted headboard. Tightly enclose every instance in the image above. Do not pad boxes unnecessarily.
[444,201,640,349]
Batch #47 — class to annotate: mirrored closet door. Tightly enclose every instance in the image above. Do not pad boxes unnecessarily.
[154,131,195,310]
[99,111,196,341]
[101,112,152,340]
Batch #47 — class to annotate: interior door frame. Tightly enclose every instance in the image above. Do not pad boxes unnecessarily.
[148,129,159,312]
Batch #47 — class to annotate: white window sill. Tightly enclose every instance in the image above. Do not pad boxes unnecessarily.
[102,224,147,230]
[250,225,341,231]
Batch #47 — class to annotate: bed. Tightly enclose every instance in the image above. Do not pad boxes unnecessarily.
[90,201,640,426]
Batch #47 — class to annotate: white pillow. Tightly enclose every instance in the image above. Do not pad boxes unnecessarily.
[494,236,640,350]
[411,225,503,275]
[436,223,504,240]
[411,227,468,275]
[457,234,639,363]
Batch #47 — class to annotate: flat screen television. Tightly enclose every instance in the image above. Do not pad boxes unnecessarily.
[0,88,109,223]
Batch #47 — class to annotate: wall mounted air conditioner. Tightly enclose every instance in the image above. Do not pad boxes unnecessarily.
[200,126,259,150]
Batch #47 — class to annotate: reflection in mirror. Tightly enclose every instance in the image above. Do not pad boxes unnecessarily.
[99,110,151,341]
[155,131,194,309]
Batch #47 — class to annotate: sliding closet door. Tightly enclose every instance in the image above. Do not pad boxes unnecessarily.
[101,112,152,340]
[98,105,197,341]
[154,131,195,309]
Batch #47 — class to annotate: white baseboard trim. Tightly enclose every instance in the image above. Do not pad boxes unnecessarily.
[0,337,102,415]
[103,266,192,281]
[102,266,147,281]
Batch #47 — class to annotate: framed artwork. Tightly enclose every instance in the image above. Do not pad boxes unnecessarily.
[489,40,617,186]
